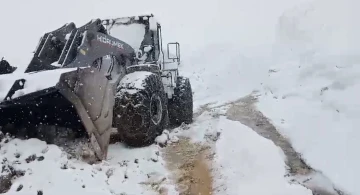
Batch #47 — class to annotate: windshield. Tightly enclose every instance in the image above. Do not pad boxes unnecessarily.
[107,23,146,51]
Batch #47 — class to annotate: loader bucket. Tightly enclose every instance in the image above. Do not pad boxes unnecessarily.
[0,17,136,161]
[0,67,113,160]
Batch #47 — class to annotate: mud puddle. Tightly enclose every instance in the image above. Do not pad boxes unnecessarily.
[225,94,346,195]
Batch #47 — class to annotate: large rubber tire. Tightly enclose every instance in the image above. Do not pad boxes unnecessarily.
[168,76,193,126]
[113,72,168,147]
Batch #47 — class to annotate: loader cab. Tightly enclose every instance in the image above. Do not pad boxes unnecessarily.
[102,14,173,69]
[102,14,181,99]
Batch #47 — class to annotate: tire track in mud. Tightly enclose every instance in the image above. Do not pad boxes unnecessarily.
[161,93,347,195]
[225,94,346,195]
[161,138,214,195]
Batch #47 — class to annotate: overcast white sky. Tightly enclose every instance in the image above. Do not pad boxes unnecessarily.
[2,0,358,66]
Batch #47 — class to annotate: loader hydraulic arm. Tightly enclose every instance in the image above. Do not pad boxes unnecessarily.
[24,19,136,73]
[65,30,136,70]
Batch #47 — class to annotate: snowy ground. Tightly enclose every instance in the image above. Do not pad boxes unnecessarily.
[257,56,360,195]
[1,0,359,194]
[0,135,177,195]
[0,108,313,195]
[256,1,360,194]
[212,117,311,195]
[0,107,312,195]
[170,110,312,195]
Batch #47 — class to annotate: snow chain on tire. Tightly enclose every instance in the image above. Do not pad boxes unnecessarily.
[113,72,168,147]
[168,76,193,126]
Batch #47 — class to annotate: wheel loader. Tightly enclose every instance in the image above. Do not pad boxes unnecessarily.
[0,14,193,161]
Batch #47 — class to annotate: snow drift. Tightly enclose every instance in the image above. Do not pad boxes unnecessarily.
[258,0,360,194]
[212,117,312,195]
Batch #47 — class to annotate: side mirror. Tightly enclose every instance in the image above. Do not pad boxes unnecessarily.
[167,42,181,63]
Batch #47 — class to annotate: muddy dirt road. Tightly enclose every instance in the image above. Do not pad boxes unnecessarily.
[162,93,346,195]
[162,138,214,195]
[225,94,346,195]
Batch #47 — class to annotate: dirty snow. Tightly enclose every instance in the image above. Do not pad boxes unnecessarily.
[0,137,177,195]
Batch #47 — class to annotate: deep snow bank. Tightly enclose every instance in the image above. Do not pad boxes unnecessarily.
[212,117,312,195]
[257,0,360,194]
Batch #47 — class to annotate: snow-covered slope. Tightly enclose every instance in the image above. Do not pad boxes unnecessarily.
[256,0,360,194]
